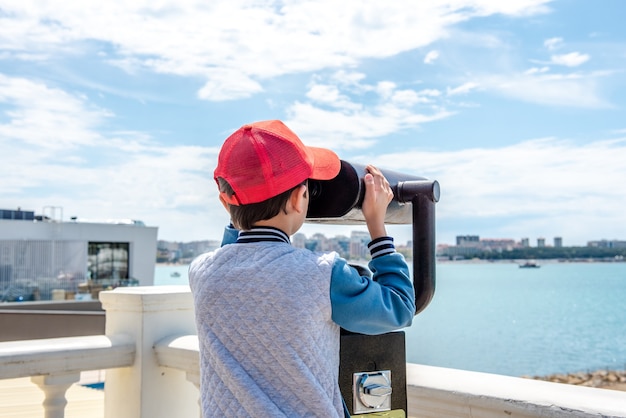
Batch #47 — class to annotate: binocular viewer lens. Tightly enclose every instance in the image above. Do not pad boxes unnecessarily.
[307,179,324,201]
[307,161,439,225]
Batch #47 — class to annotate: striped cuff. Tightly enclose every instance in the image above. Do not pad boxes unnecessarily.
[368,236,395,259]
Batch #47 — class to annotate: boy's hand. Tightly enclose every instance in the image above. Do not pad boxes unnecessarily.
[361,165,393,239]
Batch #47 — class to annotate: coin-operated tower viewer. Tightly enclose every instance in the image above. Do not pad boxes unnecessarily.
[307,160,440,417]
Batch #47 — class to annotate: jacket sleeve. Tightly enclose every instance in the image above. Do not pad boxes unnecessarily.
[330,237,416,334]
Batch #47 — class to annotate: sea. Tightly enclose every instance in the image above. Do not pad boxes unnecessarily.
[154,260,626,378]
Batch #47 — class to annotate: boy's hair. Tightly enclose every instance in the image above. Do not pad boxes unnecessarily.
[218,177,305,230]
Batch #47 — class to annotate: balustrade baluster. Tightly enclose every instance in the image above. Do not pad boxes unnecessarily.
[31,372,80,418]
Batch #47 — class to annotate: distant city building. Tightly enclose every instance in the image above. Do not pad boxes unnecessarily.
[587,239,626,249]
[350,231,370,260]
[312,233,332,252]
[439,235,518,258]
[479,239,516,252]
[157,240,179,252]
[180,240,220,258]
[292,233,306,249]
[333,236,350,258]
[157,239,219,262]
[435,233,597,257]
[456,235,480,246]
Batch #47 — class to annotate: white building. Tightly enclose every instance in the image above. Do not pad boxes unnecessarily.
[0,209,158,302]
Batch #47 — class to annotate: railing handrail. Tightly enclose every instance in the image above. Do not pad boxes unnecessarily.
[154,334,198,371]
[0,334,135,380]
[406,363,626,417]
[0,309,104,316]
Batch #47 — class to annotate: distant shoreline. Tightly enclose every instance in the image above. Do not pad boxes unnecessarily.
[528,369,626,392]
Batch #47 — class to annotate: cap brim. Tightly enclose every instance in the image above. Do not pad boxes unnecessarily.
[308,146,341,180]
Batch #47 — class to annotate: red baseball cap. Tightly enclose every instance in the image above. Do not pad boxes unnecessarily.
[214,120,341,205]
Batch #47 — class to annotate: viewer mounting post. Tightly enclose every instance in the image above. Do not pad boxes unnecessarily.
[394,178,439,314]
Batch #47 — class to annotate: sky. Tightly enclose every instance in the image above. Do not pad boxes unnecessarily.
[1,0,625,247]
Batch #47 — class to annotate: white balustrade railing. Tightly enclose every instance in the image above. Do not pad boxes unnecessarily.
[2,285,626,418]
[0,334,134,418]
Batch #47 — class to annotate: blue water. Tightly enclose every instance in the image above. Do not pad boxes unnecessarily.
[155,261,626,378]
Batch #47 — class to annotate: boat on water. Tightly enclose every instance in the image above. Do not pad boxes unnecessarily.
[170,272,181,277]
[519,261,540,268]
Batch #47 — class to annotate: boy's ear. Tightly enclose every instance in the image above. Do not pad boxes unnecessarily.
[290,184,308,214]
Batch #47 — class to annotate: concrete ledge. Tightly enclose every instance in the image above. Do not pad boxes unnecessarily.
[406,363,626,418]
[0,310,105,342]
[0,300,103,311]
[99,285,192,314]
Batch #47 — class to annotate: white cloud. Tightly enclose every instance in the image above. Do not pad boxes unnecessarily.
[0,67,454,242]
[468,0,552,16]
[5,0,623,248]
[424,50,440,64]
[287,74,454,150]
[524,66,550,75]
[2,69,623,246]
[544,37,563,50]
[418,89,442,98]
[368,137,626,245]
[0,0,553,101]
[0,72,220,240]
[390,90,424,106]
[376,81,398,100]
[0,140,222,241]
[480,71,610,108]
[285,101,454,152]
[0,74,108,149]
[197,70,264,101]
[447,82,479,96]
[305,84,361,111]
[550,52,590,67]
[330,70,368,87]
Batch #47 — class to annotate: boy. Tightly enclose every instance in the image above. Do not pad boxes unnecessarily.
[189,120,415,417]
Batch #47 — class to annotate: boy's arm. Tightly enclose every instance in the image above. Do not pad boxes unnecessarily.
[330,165,415,333]
[329,241,415,334]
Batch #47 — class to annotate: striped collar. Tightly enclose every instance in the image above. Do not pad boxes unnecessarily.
[236,226,291,244]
